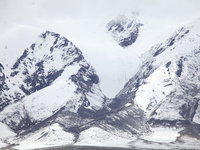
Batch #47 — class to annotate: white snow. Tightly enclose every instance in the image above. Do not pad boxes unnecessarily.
[1,1,200,149]
[14,123,74,150]
[62,20,142,98]
[76,127,133,148]
[1,2,198,100]
[0,122,16,148]
[134,18,200,116]
[0,18,142,99]
[0,141,8,149]
[193,101,200,124]
[52,64,80,84]
[0,21,43,68]
[135,65,175,112]
[85,84,106,110]
[141,127,181,143]
[23,78,79,122]
[0,102,28,130]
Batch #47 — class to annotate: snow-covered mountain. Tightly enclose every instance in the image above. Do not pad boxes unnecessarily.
[1,10,200,149]
[117,18,200,122]
[0,29,108,129]
[0,18,148,149]
[114,17,200,147]
[0,27,106,146]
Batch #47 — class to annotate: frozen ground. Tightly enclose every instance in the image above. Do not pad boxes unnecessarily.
[13,123,74,150]
[11,126,200,150]
[0,122,16,148]
[1,1,200,150]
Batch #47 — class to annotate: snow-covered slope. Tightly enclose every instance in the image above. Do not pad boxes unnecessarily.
[14,123,74,150]
[0,16,150,149]
[62,16,142,98]
[0,122,16,148]
[0,18,150,148]
[0,29,107,135]
[116,18,200,135]
[75,127,133,147]
[2,9,200,150]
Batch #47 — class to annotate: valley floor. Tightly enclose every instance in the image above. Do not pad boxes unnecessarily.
[1,126,200,150]
[6,141,200,150]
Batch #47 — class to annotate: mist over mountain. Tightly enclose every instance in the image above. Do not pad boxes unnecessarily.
[1,0,200,149]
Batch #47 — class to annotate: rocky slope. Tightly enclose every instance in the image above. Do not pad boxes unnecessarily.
[1,12,200,149]
[115,18,200,137]
[107,12,142,47]
[0,26,149,149]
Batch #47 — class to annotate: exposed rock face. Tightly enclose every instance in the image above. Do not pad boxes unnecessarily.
[0,30,148,142]
[9,31,83,96]
[107,13,142,47]
[0,64,9,111]
[115,21,200,132]
[0,31,106,132]
[2,13,200,149]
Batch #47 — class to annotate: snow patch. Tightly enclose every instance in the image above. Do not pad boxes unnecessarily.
[14,123,74,150]
[0,122,16,148]
[141,127,181,143]
[0,122,16,139]
[23,79,78,122]
[76,127,132,148]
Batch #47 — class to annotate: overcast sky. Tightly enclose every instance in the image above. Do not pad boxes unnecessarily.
[1,0,200,45]
[1,0,200,28]
[1,0,200,47]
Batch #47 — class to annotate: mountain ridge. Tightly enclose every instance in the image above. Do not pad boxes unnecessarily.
[1,13,200,149]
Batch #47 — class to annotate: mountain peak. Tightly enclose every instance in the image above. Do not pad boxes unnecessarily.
[107,12,143,47]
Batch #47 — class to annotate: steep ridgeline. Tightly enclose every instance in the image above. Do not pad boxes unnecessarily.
[0,31,107,132]
[107,12,142,47]
[0,64,9,109]
[0,30,149,148]
[115,19,200,136]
